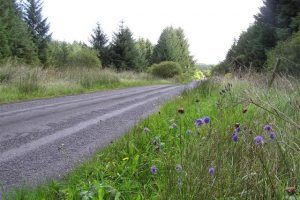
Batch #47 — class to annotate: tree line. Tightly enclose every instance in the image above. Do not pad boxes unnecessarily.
[214,0,300,76]
[0,0,195,72]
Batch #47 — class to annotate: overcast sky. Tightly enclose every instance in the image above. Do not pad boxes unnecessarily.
[42,0,263,64]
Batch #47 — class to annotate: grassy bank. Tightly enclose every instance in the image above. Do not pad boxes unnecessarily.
[4,74,300,199]
[0,65,171,104]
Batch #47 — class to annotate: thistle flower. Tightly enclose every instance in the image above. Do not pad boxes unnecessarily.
[175,164,183,172]
[263,124,272,132]
[143,127,150,133]
[254,135,264,145]
[208,167,215,176]
[195,118,204,127]
[269,132,276,140]
[150,165,157,174]
[232,133,238,142]
[203,116,210,124]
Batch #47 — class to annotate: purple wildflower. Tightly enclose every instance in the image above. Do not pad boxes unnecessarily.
[208,167,215,176]
[170,123,177,129]
[186,130,192,135]
[195,118,204,127]
[177,177,183,187]
[203,116,210,124]
[235,126,241,133]
[269,132,276,140]
[150,165,158,174]
[232,133,238,142]
[175,164,183,172]
[264,124,272,132]
[143,127,150,133]
[254,135,265,145]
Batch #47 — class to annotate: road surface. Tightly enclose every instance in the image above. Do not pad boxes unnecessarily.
[0,83,196,194]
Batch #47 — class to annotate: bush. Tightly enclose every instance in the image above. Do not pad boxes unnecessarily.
[150,61,182,78]
[266,31,300,76]
[67,48,101,68]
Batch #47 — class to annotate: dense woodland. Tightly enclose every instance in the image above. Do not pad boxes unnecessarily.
[214,0,300,76]
[0,0,195,76]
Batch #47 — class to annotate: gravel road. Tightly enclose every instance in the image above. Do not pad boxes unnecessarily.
[0,83,197,194]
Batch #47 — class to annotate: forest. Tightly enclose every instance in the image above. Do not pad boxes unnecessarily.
[213,0,300,76]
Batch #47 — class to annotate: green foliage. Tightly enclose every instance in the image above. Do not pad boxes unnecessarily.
[150,61,182,78]
[211,61,232,75]
[221,0,300,73]
[266,31,300,76]
[89,22,109,66]
[110,22,139,70]
[23,0,52,64]
[47,41,101,68]
[0,0,38,64]
[67,44,101,68]
[135,38,154,70]
[17,69,40,93]
[152,27,194,69]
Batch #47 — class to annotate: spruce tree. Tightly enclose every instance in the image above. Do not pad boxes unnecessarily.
[110,22,138,70]
[89,23,109,66]
[0,0,38,63]
[23,0,51,64]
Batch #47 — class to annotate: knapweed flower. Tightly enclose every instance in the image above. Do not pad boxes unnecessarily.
[195,118,204,127]
[170,123,177,129]
[203,116,210,124]
[263,124,272,131]
[175,164,183,172]
[232,133,238,142]
[269,132,276,140]
[143,127,150,133]
[254,135,264,145]
[150,165,157,174]
[208,167,215,176]
[177,177,183,187]
[235,126,241,133]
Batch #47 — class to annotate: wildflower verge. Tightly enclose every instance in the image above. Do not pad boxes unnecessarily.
[5,75,300,199]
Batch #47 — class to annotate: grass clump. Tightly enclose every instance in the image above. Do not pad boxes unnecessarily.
[4,75,300,199]
[0,65,170,104]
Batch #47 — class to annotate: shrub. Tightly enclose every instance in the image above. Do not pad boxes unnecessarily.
[266,31,300,76]
[150,61,182,78]
[67,48,101,68]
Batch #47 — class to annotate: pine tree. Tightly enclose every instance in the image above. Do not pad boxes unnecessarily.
[89,22,109,66]
[110,22,139,70]
[23,0,51,64]
[0,0,38,63]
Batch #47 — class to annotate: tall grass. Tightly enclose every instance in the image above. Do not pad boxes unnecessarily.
[4,74,300,199]
[0,65,170,104]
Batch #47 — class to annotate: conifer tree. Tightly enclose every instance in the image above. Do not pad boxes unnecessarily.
[110,22,139,70]
[23,0,51,64]
[0,0,37,63]
[89,23,109,66]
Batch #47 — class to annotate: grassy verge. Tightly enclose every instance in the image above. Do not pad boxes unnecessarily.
[4,74,300,199]
[0,65,171,104]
